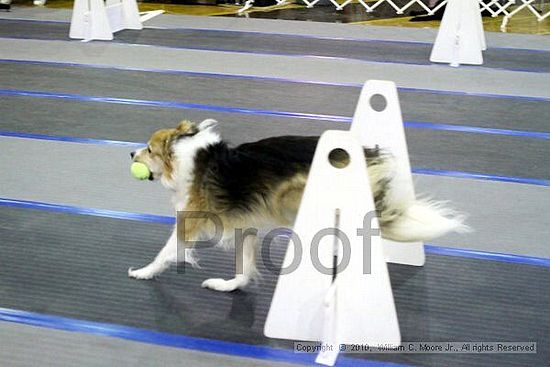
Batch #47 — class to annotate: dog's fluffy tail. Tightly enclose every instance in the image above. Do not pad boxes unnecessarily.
[381,199,470,242]
[368,152,470,243]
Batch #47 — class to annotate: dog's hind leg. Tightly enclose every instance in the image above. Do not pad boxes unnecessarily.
[128,227,195,280]
[201,234,258,292]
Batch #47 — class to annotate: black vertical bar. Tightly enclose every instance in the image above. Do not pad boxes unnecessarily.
[332,208,341,282]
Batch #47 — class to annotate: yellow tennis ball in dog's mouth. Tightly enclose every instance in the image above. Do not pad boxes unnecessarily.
[130,162,151,180]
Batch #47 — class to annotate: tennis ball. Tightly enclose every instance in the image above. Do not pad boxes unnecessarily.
[130,162,151,180]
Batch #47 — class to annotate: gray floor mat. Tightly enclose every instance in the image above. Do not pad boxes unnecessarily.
[1,61,549,132]
[2,96,549,180]
[2,38,548,100]
[4,137,550,258]
[1,10,549,367]
[0,321,301,367]
[2,137,550,257]
[0,205,548,367]
[1,19,549,73]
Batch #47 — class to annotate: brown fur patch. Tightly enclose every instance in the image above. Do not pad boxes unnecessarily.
[133,120,199,181]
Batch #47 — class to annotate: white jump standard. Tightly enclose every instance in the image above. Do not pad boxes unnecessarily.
[70,0,164,42]
[264,80,468,366]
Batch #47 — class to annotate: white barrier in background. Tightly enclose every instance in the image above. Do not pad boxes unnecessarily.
[264,80,424,366]
[367,0,430,14]
[70,0,163,41]
[423,0,515,17]
[238,0,518,16]
[430,0,487,67]
[237,0,549,30]
[479,0,515,17]
[501,1,550,31]
[238,0,288,13]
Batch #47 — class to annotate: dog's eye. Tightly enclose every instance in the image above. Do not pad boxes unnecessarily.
[147,146,152,153]
[177,131,197,140]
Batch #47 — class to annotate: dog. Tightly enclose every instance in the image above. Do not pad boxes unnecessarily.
[128,119,467,292]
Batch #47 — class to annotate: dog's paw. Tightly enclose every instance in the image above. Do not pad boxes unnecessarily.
[128,267,156,280]
[201,278,239,292]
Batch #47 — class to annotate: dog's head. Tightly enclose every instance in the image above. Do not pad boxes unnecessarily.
[130,119,218,182]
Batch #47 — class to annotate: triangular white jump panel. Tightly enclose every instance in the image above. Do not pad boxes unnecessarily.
[106,0,142,32]
[350,80,425,266]
[70,0,113,41]
[473,0,487,51]
[264,130,400,348]
[70,0,150,41]
[430,0,486,66]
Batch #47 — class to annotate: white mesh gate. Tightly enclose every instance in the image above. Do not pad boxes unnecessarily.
[237,0,549,31]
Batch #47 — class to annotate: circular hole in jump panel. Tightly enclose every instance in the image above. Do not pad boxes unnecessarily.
[369,94,387,112]
[328,148,350,169]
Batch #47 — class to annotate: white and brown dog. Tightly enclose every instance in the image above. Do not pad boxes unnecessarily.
[128,119,467,292]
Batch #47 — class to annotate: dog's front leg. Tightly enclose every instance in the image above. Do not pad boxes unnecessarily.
[128,227,194,280]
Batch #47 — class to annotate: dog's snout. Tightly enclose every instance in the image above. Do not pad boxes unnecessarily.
[130,151,135,159]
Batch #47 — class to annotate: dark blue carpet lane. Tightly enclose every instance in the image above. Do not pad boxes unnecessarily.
[1,60,549,133]
[1,95,549,181]
[0,19,549,73]
[0,205,548,366]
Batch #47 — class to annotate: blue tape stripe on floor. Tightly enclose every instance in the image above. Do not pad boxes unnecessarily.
[0,130,146,147]
[0,57,365,87]
[2,58,549,102]
[1,88,549,140]
[2,130,548,187]
[146,26,550,55]
[411,168,550,187]
[424,245,550,267]
[0,88,349,123]
[404,121,549,140]
[0,308,407,367]
[397,86,550,102]
[0,197,174,225]
[1,197,549,267]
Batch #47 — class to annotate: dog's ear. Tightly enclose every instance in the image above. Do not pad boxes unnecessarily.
[174,120,197,136]
[198,119,218,131]
[160,130,177,159]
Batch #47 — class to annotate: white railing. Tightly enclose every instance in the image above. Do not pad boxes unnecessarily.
[501,0,550,30]
[238,0,549,31]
